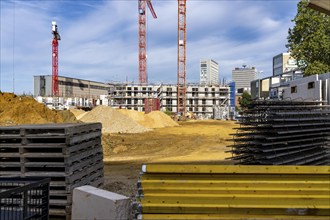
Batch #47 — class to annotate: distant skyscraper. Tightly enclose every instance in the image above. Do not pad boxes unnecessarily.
[232,66,258,92]
[200,59,219,86]
[273,52,298,76]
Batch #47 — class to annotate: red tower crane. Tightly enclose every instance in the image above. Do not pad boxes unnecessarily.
[52,21,61,96]
[138,0,157,84]
[177,0,187,117]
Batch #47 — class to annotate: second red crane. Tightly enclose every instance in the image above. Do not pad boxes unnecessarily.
[138,0,157,85]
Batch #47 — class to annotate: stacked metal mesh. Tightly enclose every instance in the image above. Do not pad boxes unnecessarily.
[228,100,330,165]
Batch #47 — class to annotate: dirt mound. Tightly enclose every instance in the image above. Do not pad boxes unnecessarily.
[144,111,178,128]
[80,106,151,133]
[58,110,79,123]
[0,93,77,125]
[69,108,85,118]
[118,109,178,128]
[118,109,145,122]
[69,108,88,120]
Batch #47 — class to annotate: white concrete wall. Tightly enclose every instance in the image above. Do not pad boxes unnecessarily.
[282,74,322,101]
[72,185,130,220]
[283,80,322,101]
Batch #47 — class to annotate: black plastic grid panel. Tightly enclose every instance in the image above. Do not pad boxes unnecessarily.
[0,177,50,220]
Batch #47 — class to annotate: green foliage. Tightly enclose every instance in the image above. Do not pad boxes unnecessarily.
[286,0,330,76]
[163,108,174,116]
[239,91,252,109]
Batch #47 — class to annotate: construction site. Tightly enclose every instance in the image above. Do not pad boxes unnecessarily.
[1,0,330,220]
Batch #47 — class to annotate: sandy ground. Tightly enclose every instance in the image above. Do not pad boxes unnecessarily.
[101,120,237,197]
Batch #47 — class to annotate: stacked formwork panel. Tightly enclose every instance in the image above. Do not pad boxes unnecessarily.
[228,100,330,165]
[0,123,104,219]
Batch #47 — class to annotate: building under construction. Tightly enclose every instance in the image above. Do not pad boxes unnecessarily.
[34,75,233,119]
[110,83,232,119]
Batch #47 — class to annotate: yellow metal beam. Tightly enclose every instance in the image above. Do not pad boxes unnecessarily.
[142,194,329,206]
[142,164,330,174]
[140,179,329,189]
[140,203,330,215]
[139,214,330,220]
[141,187,330,195]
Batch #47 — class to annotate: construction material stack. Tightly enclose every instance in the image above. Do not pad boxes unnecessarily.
[0,123,104,219]
[135,164,330,219]
[229,100,330,165]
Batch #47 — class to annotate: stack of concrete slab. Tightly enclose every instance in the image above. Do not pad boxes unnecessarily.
[0,123,104,219]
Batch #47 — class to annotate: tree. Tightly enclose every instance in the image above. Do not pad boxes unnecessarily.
[286,0,330,76]
[239,91,252,110]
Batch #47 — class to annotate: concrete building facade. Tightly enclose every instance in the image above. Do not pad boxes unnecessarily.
[282,72,330,104]
[200,59,219,86]
[110,84,231,119]
[251,72,330,105]
[232,66,258,92]
[273,53,298,76]
[109,84,158,111]
[34,75,111,99]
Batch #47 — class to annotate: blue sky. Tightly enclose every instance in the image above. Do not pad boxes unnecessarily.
[1,0,300,94]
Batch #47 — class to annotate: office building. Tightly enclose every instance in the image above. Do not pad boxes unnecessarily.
[232,66,258,93]
[273,52,298,76]
[200,59,219,86]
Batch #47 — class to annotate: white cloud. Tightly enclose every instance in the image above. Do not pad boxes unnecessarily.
[0,0,299,94]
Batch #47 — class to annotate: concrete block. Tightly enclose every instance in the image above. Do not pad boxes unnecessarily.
[72,185,130,220]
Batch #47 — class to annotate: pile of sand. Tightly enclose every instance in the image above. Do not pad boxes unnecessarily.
[69,108,89,120]
[118,109,178,128]
[144,111,179,128]
[79,106,151,133]
[0,93,78,125]
[69,108,86,118]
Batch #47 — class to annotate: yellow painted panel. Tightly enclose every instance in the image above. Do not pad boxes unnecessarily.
[140,214,330,220]
[143,164,330,174]
[140,180,329,189]
[141,195,329,207]
[142,173,329,181]
[141,187,330,195]
[137,165,330,218]
[140,203,330,215]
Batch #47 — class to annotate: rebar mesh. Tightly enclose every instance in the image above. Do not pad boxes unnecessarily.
[228,100,330,165]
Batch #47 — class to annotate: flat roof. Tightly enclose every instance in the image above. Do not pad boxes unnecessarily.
[309,0,330,15]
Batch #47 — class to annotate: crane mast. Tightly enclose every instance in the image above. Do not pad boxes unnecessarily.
[52,21,61,96]
[177,0,187,117]
[138,0,157,85]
